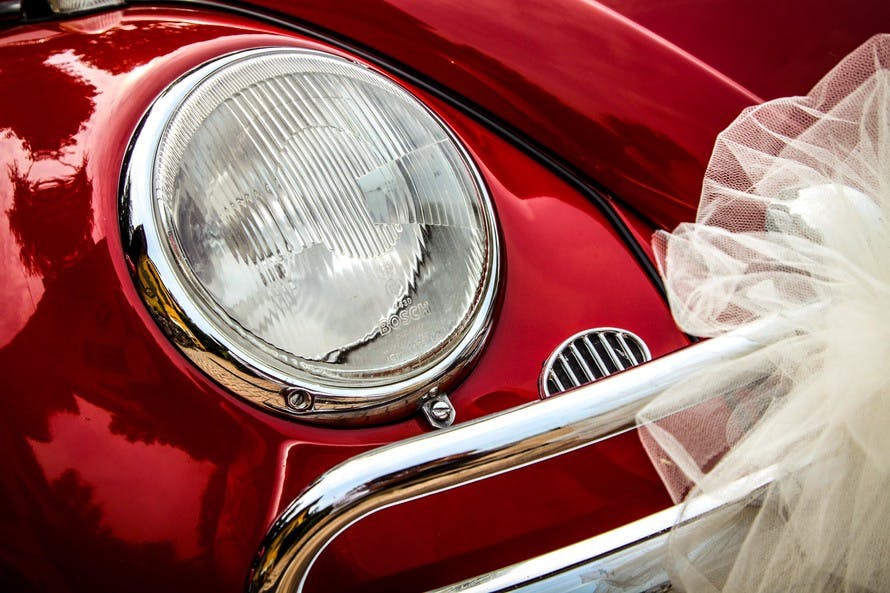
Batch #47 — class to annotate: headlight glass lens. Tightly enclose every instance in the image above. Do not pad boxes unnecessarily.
[129,48,498,415]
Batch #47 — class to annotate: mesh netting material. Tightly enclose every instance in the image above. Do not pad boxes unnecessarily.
[637,34,890,592]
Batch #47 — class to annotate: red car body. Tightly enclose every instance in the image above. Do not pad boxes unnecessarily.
[0,1,885,591]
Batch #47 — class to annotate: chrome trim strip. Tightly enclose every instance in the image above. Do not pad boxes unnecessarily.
[600,332,625,370]
[549,369,565,393]
[558,352,582,387]
[0,0,20,20]
[616,332,640,365]
[247,318,789,593]
[540,328,652,397]
[429,467,777,593]
[569,343,594,381]
[582,335,609,376]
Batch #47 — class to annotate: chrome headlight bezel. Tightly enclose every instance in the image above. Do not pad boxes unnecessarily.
[120,47,500,425]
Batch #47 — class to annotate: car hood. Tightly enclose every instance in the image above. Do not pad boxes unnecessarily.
[237,0,886,229]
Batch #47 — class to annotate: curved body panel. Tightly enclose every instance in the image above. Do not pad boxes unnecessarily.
[3,2,885,591]
[0,7,688,591]
[235,0,888,228]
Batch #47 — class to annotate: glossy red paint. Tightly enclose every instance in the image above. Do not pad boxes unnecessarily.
[234,0,890,231]
[233,0,761,231]
[597,0,890,102]
[0,7,688,592]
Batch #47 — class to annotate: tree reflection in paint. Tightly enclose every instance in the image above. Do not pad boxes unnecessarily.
[0,15,275,593]
[7,162,93,278]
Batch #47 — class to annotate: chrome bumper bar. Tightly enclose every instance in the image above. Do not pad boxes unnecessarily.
[429,467,777,593]
[247,319,788,593]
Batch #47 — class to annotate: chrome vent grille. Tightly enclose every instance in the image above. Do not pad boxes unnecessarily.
[540,328,651,397]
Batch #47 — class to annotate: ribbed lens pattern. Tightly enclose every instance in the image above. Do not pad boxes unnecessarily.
[154,51,491,385]
[48,0,123,14]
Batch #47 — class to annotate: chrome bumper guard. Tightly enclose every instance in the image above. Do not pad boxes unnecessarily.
[248,319,788,593]
[429,467,775,593]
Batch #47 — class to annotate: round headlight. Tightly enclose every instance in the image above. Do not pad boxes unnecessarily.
[122,48,499,424]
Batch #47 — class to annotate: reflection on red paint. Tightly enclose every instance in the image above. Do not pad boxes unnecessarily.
[29,397,215,559]
[0,138,44,348]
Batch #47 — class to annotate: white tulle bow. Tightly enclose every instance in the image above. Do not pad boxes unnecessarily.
[639,34,890,593]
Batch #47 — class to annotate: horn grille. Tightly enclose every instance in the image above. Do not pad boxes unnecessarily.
[540,328,651,397]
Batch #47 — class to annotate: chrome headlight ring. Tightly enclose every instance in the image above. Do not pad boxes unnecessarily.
[121,47,500,425]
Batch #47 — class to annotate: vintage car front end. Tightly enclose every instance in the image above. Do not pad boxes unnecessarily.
[0,1,886,592]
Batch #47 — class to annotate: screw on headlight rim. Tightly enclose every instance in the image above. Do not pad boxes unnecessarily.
[284,388,313,413]
[420,390,455,429]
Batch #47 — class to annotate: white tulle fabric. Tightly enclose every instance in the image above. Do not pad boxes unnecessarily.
[638,35,890,592]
